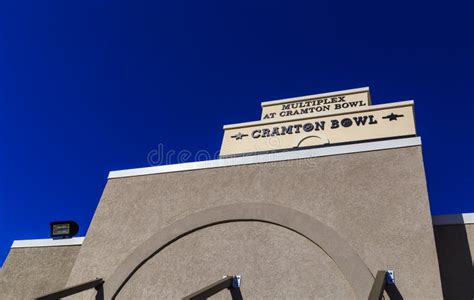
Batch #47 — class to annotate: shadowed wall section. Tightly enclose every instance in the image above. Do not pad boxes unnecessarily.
[434,224,474,299]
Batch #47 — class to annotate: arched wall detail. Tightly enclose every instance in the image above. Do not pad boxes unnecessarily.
[103,203,374,299]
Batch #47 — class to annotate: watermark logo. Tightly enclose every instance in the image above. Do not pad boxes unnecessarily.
[147,144,220,166]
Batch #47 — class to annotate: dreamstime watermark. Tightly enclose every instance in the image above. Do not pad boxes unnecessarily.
[147,144,221,166]
[146,136,322,169]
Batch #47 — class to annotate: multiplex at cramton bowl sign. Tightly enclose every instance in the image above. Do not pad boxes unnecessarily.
[261,87,371,121]
[220,87,417,157]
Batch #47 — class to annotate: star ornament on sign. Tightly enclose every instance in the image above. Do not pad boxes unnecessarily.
[383,112,405,121]
[231,132,248,140]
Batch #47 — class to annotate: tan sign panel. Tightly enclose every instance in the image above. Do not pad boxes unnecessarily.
[220,101,415,157]
[261,87,371,121]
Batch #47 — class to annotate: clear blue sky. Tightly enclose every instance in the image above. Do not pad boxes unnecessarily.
[0,1,472,266]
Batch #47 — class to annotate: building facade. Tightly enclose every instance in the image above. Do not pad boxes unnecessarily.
[0,88,472,299]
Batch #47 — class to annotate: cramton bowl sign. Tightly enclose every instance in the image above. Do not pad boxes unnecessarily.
[220,87,416,157]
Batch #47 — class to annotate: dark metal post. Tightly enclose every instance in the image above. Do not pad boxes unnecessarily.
[182,275,242,300]
[36,278,104,300]
[368,271,387,300]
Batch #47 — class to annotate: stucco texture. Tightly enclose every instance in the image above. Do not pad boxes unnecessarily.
[67,146,443,299]
[118,221,354,299]
[0,245,80,299]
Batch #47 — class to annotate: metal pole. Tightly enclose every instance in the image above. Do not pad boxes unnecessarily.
[368,271,387,300]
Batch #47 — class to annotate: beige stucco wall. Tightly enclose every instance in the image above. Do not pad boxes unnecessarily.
[66,145,443,299]
[0,245,80,299]
[434,223,474,299]
[119,221,354,299]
